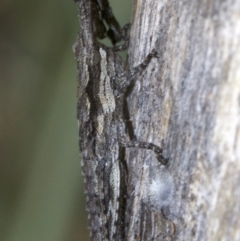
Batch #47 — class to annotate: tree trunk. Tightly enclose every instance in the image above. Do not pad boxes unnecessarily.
[125,0,240,240]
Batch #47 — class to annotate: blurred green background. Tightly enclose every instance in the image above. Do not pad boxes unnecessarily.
[0,1,131,241]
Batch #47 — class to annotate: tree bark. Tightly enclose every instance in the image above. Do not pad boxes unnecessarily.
[125,0,240,240]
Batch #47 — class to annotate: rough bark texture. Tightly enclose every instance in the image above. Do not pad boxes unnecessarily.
[125,0,240,240]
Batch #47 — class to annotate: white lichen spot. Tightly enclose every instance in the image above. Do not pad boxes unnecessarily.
[146,166,174,211]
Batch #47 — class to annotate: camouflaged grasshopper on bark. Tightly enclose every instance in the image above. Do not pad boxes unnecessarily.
[73,0,168,240]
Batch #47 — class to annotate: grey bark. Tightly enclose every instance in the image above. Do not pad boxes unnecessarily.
[125,0,240,240]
